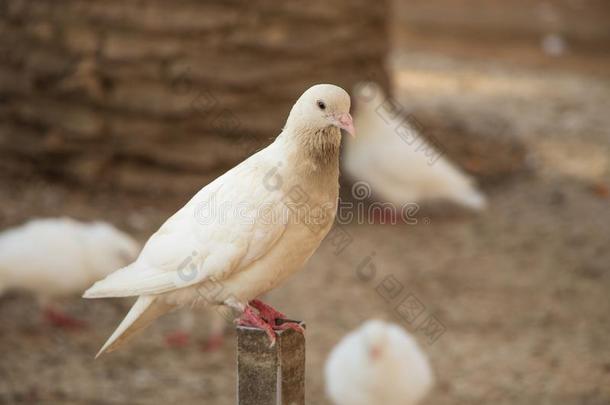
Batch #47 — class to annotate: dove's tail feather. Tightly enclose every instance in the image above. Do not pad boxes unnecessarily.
[452,187,487,211]
[424,160,487,211]
[83,263,142,298]
[95,295,175,358]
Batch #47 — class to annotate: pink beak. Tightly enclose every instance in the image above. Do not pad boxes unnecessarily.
[335,112,356,137]
[370,346,382,361]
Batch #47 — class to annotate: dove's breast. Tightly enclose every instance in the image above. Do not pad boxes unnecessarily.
[228,219,333,300]
[222,164,339,302]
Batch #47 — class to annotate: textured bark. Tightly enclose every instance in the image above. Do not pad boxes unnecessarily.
[0,0,390,195]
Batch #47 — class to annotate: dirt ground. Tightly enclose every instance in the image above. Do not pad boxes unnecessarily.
[2,15,610,405]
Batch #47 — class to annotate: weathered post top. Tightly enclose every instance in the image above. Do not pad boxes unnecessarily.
[237,324,306,405]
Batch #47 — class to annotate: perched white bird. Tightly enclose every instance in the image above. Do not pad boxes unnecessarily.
[325,320,434,405]
[84,84,355,356]
[343,82,486,211]
[0,217,140,327]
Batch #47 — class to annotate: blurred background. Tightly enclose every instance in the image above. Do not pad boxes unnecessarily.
[0,0,609,404]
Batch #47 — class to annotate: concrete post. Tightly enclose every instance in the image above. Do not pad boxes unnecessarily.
[236,324,306,405]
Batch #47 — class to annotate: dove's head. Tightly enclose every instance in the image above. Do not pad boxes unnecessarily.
[353,81,386,106]
[352,81,388,120]
[286,84,355,138]
[360,319,392,362]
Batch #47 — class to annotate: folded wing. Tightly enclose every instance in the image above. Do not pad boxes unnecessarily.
[84,162,288,298]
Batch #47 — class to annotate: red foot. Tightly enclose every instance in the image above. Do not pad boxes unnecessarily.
[43,307,87,330]
[275,320,305,334]
[165,330,190,348]
[237,300,304,347]
[237,306,277,346]
[201,333,224,352]
[249,299,286,324]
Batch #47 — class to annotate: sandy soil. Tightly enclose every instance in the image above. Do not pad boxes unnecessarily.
[1,25,610,405]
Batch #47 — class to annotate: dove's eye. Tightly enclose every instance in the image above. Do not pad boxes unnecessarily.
[317,100,326,110]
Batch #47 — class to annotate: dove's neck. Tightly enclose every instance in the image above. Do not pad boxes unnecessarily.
[278,126,341,179]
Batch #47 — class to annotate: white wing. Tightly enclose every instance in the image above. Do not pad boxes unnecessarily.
[84,151,288,298]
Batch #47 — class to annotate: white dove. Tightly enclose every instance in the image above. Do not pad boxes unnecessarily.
[343,81,486,211]
[84,84,355,356]
[0,217,140,328]
[325,320,434,405]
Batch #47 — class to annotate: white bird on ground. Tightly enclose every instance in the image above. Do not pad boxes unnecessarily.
[84,84,355,357]
[343,81,486,211]
[325,320,434,405]
[0,217,140,328]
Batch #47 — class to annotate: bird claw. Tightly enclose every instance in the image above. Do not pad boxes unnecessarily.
[267,334,277,348]
[237,306,278,347]
[274,317,303,326]
[249,299,286,324]
[237,302,303,347]
[275,321,305,335]
[250,299,304,333]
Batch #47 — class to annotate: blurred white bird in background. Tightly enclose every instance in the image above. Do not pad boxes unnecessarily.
[0,217,140,328]
[84,84,355,357]
[343,81,486,211]
[325,320,434,405]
